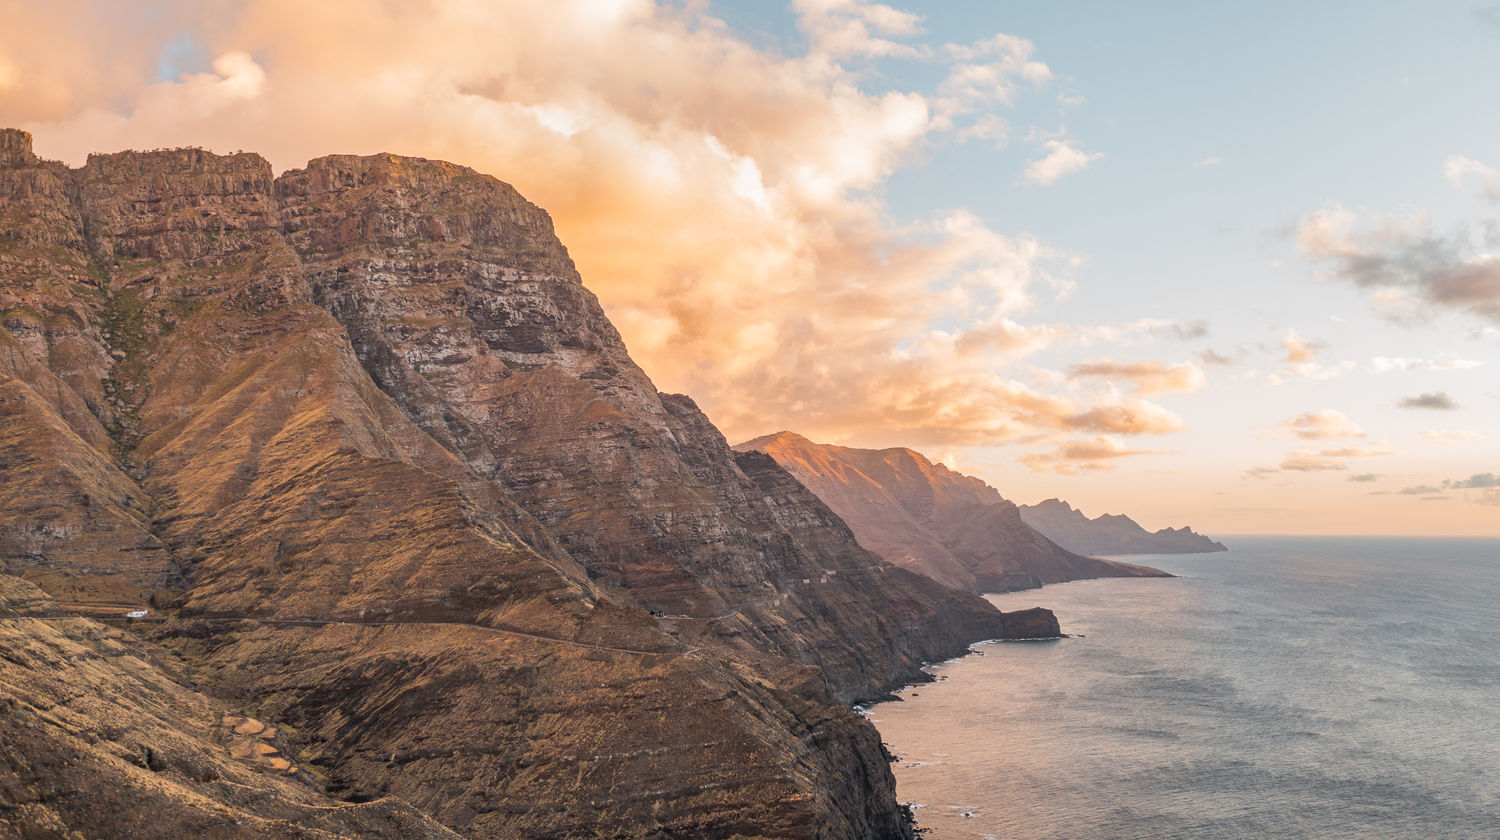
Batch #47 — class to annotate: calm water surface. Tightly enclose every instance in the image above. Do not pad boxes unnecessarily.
[867,536,1500,839]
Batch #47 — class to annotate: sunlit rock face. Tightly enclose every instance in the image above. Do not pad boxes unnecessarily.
[0,130,1057,840]
[737,431,1171,592]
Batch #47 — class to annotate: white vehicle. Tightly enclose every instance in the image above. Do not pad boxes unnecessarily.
[126,609,149,619]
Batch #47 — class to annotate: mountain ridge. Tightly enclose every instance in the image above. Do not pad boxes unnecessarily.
[735,431,1170,593]
[0,129,1057,839]
[1019,497,1228,555]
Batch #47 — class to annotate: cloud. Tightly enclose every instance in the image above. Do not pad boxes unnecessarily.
[1,0,1182,450]
[1394,473,1498,497]
[1066,360,1206,395]
[1198,348,1237,366]
[956,113,1008,146]
[1074,318,1208,345]
[1061,399,1185,435]
[1020,436,1160,474]
[1422,429,1482,444]
[1447,472,1500,489]
[1398,392,1458,410]
[1277,409,1365,440]
[1297,204,1500,325]
[1022,139,1102,185]
[794,0,925,58]
[1371,356,1482,372]
[938,33,1053,114]
[1194,156,1222,168]
[1281,328,1319,363]
[1479,488,1500,506]
[1444,154,1500,203]
[1347,473,1382,482]
[1277,443,1397,472]
[1290,360,1355,381]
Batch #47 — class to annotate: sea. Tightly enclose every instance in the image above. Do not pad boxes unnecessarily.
[866,536,1500,840]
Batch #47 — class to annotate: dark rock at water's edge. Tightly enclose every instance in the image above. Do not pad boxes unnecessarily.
[0,128,1055,839]
[736,432,1171,593]
[1019,498,1229,555]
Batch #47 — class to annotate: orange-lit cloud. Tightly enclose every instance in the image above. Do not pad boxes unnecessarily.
[1278,444,1397,472]
[1021,436,1160,474]
[0,0,1195,452]
[1422,429,1483,444]
[1281,328,1319,363]
[1277,409,1365,440]
[1067,359,1205,395]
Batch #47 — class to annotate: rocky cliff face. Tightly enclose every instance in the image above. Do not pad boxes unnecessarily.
[0,130,1058,840]
[736,432,1170,592]
[1019,498,1228,555]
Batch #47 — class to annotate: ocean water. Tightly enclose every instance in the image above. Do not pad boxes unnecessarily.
[867,536,1500,840]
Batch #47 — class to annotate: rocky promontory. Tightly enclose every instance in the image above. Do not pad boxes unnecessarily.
[1019,498,1228,555]
[736,432,1169,593]
[0,129,1058,839]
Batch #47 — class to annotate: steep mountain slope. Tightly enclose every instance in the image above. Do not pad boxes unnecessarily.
[0,129,1056,840]
[0,575,463,840]
[1019,498,1228,555]
[736,432,1167,592]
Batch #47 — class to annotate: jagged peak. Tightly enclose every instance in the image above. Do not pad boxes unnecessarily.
[1029,497,1074,511]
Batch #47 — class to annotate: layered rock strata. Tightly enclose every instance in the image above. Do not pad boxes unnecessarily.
[736,432,1170,592]
[0,129,1057,840]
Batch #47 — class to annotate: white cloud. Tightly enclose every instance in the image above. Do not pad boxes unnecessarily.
[956,113,1008,146]
[1370,356,1483,372]
[935,33,1053,117]
[1289,360,1356,381]
[1444,154,1500,203]
[793,0,925,58]
[1022,139,1101,185]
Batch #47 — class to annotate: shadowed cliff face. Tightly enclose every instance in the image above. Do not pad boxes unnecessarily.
[0,129,1057,840]
[736,432,1171,592]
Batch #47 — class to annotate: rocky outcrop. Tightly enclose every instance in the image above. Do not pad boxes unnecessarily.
[1018,498,1228,555]
[736,432,1170,592]
[0,130,1056,839]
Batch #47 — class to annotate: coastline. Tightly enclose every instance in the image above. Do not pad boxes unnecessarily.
[860,541,1500,838]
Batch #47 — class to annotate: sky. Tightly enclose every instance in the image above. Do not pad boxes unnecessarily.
[1,0,1497,535]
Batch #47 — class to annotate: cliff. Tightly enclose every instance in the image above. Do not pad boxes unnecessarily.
[735,432,1169,593]
[1019,498,1228,555]
[0,129,1058,840]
